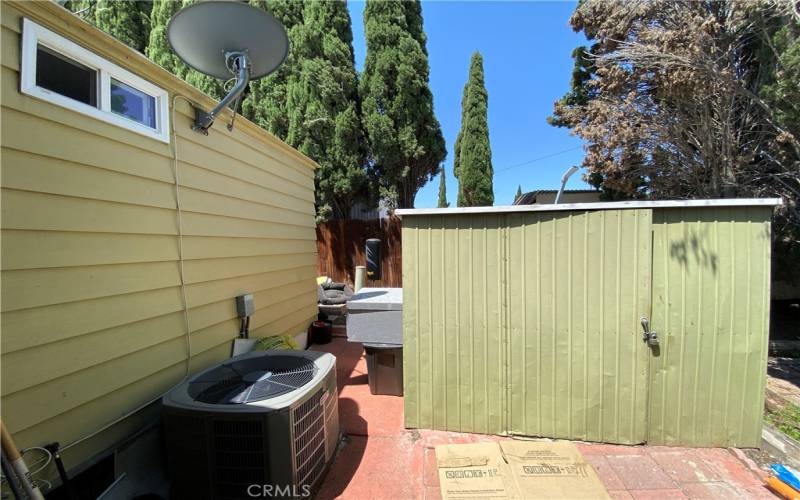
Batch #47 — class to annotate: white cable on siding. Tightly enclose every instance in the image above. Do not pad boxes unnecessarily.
[61,95,195,452]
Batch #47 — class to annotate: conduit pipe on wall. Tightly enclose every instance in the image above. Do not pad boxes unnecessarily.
[554,165,580,204]
[354,266,366,292]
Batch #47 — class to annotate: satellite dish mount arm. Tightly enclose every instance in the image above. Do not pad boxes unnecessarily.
[193,51,250,134]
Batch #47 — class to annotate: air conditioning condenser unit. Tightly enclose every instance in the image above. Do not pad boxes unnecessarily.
[162,350,339,499]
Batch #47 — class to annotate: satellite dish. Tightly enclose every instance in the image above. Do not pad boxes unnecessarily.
[167,1,289,134]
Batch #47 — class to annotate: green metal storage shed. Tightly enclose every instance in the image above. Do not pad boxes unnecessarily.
[396,198,781,448]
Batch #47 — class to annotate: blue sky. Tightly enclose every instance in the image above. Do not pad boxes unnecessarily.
[347,1,592,208]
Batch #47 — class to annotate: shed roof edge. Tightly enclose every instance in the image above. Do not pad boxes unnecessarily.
[395,198,783,217]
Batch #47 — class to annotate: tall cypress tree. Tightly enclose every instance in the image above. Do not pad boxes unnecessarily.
[94,1,151,53]
[285,0,369,220]
[515,185,523,202]
[453,66,468,206]
[183,65,226,101]
[241,0,305,138]
[147,0,188,78]
[66,1,149,53]
[454,52,493,207]
[437,167,449,208]
[360,0,446,208]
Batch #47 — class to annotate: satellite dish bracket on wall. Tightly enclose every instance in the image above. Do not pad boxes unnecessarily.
[167,1,289,135]
[192,51,251,134]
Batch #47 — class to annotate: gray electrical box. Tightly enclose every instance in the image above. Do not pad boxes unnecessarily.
[235,293,254,318]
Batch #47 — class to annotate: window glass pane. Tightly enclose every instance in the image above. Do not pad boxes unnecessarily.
[36,45,97,107]
[110,78,157,129]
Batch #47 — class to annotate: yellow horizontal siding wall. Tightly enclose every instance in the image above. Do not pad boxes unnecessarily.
[649,206,771,447]
[0,2,318,470]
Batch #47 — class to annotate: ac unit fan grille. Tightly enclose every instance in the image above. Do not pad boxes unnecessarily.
[292,388,327,488]
[212,418,268,498]
[189,355,316,404]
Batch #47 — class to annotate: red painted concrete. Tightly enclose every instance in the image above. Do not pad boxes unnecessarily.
[583,455,626,491]
[313,338,775,499]
[628,488,687,499]
[604,454,679,490]
[649,450,722,483]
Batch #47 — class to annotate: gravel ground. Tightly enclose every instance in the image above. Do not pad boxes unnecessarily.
[768,357,800,407]
[744,446,780,472]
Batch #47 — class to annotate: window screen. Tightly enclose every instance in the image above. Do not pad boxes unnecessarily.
[35,44,97,107]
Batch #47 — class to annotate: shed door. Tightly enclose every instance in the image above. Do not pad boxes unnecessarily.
[647,206,771,447]
[506,209,653,444]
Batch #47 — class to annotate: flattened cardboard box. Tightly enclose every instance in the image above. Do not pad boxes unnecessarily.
[436,443,514,499]
[435,441,610,500]
[500,441,610,499]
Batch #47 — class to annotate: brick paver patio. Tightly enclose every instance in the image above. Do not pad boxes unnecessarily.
[312,338,774,499]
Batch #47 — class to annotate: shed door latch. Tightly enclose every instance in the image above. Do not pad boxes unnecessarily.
[641,316,659,347]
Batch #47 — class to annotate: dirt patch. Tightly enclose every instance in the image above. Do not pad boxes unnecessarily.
[766,403,800,441]
[768,357,800,408]
[761,353,800,470]
[743,447,780,473]
[766,357,800,440]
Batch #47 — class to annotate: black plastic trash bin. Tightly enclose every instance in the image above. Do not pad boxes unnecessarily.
[311,320,332,344]
[364,343,403,396]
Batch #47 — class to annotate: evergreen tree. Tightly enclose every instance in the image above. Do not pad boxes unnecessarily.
[147,0,188,78]
[94,0,151,53]
[453,71,467,205]
[547,46,596,129]
[241,0,305,138]
[437,166,449,208]
[65,1,150,54]
[515,185,523,202]
[64,0,95,18]
[183,65,226,101]
[360,0,446,208]
[285,0,369,220]
[454,52,493,207]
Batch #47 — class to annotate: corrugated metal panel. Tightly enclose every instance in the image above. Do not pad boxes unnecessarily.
[403,214,507,435]
[403,206,772,447]
[506,209,652,444]
[403,210,652,443]
[649,206,771,447]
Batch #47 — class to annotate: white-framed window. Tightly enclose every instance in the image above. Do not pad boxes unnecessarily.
[21,18,170,143]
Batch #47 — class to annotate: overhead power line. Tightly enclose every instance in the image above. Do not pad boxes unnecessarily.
[495,145,583,173]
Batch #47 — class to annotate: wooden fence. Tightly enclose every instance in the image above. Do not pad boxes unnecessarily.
[316,217,402,288]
